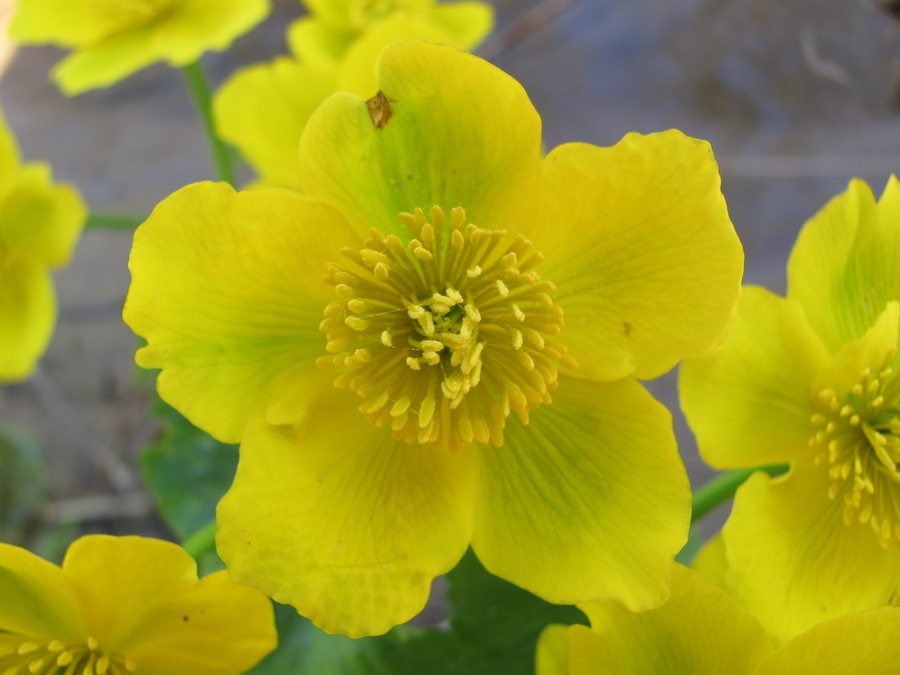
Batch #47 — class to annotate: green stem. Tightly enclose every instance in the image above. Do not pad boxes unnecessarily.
[182,520,217,560]
[84,213,146,230]
[691,464,789,523]
[181,61,235,186]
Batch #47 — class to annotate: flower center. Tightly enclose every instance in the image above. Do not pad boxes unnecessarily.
[810,348,900,547]
[319,206,573,451]
[0,635,136,675]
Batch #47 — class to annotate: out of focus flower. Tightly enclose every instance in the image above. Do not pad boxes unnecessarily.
[213,0,493,189]
[538,564,900,675]
[0,535,277,674]
[681,177,900,642]
[0,108,84,382]
[9,0,271,95]
[125,40,742,637]
[0,0,18,78]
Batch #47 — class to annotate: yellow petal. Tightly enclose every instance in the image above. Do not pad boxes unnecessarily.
[691,534,726,591]
[0,542,85,640]
[428,2,494,50]
[753,607,900,675]
[0,256,55,383]
[213,57,336,190]
[529,134,743,382]
[571,565,773,675]
[680,286,832,469]
[216,392,478,638]
[471,375,690,610]
[0,106,21,189]
[10,0,144,47]
[303,0,433,34]
[536,624,570,675]
[287,17,353,67]
[63,536,276,673]
[723,466,900,644]
[788,176,900,353]
[0,164,85,267]
[123,183,359,443]
[299,40,541,240]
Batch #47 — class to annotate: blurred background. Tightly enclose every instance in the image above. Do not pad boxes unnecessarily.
[1,0,899,609]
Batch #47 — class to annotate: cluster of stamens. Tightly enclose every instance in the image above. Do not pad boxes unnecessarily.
[810,349,900,547]
[0,636,136,675]
[319,205,573,450]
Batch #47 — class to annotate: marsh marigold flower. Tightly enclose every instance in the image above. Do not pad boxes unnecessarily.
[681,177,900,643]
[9,0,271,95]
[0,535,276,674]
[0,108,84,382]
[124,40,743,637]
[536,564,900,675]
[213,0,493,189]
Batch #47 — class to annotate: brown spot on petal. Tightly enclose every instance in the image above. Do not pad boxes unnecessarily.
[623,321,632,336]
[367,90,393,129]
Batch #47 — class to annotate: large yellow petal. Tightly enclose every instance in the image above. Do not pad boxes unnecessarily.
[691,534,726,590]
[723,465,900,644]
[535,624,570,675]
[0,542,85,641]
[213,57,336,190]
[123,183,358,443]
[9,0,145,47]
[303,0,433,34]
[216,390,478,638]
[287,17,353,66]
[0,255,55,383]
[428,2,494,50]
[299,40,541,241]
[63,536,276,674]
[470,375,690,610]
[0,164,85,267]
[570,565,773,675]
[679,286,832,469]
[787,177,900,353]
[753,607,900,675]
[529,135,742,382]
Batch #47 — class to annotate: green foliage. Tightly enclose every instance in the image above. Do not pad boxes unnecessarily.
[0,424,48,546]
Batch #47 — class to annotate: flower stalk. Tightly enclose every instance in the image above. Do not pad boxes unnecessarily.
[691,464,788,523]
[182,61,235,186]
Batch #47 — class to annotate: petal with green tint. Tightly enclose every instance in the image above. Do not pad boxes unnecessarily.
[123,183,358,443]
[470,375,690,610]
[9,0,145,47]
[429,2,495,49]
[527,135,742,382]
[0,164,85,267]
[0,542,85,640]
[214,57,336,190]
[680,286,831,470]
[787,177,900,353]
[337,17,457,98]
[570,565,773,675]
[287,18,354,66]
[0,256,55,383]
[691,534,726,590]
[723,466,900,644]
[299,40,541,240]
[63,536,276,673]
[216,394,478,638]
[536,624,570,675]
[753,607,900,675]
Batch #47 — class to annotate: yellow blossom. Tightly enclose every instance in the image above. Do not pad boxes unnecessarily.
[538,564,900,675]
[681,177,900,643]
[9,0,271,95]
[0,535,277,674]
[0,107,84,382]
[213,0,493,189]
[124,40,743,637]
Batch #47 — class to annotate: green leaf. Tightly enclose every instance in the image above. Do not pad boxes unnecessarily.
[139,396,239,540]
[0,424,48,546]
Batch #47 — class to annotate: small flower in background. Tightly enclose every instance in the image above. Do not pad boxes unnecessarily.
[213,0,494,190]
[537,564,900,675]
[124,40,743,637]
[0,0,19,78]
[8,0,271,95]
[0,107,84,383]
[0,535,277,674]
[680,177,900,643]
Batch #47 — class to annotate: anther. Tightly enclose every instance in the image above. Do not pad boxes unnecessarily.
[17,644,38,656]
[57,652,74,666]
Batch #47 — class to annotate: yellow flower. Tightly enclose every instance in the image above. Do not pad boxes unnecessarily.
[213,0,493,190]
[124,40,743,637]
[680,177,900,643]
[0,107,84,383]
[9,0,271,95]
[0,535,277,674]
[537,564,900,675]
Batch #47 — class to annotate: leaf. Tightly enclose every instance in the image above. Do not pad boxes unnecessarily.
[0,424,48,546]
